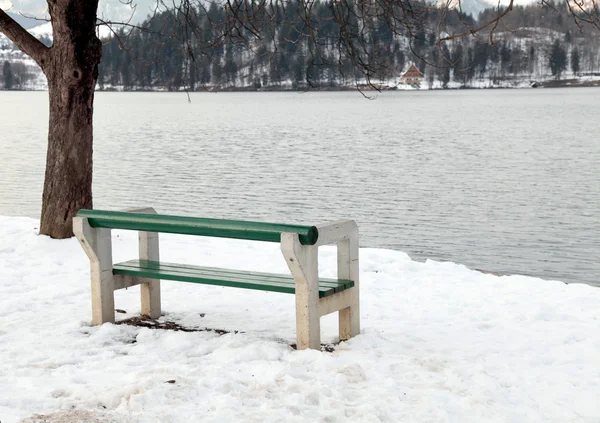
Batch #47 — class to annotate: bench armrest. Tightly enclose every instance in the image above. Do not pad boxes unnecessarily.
[314,220,358,247]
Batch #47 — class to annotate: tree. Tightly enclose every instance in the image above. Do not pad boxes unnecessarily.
[527,44,536,77]
[549,39,567,79]
[500,41,512,76]
[9,61,34,88]
[564,30,572,44]
[451,43,464,82]
[2,60,13,89]
[473,41,489,77]
[0,6,100,238]
[571,48,580,76]
[465,48,476,84]
[440,44,451,88]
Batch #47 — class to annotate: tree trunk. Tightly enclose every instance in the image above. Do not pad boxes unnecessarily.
[39,0,102,238]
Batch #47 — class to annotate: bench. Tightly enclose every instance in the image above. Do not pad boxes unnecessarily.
[73,208,360,350]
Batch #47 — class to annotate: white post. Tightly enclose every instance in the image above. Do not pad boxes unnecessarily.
[281,233,321,350]
[337,224,360,340]
[139,228,161,319]
[120,207,161,319]
[73,217,115,325]
[315,220,361,342]
[122,207,161,319]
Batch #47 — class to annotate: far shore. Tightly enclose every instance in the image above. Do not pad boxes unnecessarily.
[2,78,600,93]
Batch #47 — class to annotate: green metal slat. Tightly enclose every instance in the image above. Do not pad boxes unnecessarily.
[116,261,347,295]
[119,260,352,291]
[113,261,341,297]
[113,264,337,297]
[114,265,305,295]
[77,209,319,245]
[127,260,354,292]
[140,260,355,291]
[112,260,354,298]
[117,261,302,289]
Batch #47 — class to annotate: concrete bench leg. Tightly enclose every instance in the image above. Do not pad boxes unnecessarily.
[281,233,321,350]
[73,217,115,325]
[121,207,162,320]
[314,220,361,343]
[337,229,360,341]
[139,229,161,319]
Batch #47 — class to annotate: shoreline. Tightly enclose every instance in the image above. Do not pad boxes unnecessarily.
[2,79,600,93]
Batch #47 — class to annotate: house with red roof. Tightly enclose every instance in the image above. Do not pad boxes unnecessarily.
[400,64,423,86]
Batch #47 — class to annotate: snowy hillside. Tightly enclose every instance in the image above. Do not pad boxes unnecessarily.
[0,32,46,90]
[439,0,502,15]
[1,215,599,422]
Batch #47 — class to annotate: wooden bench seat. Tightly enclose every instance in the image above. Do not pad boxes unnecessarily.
[113,259,354,298]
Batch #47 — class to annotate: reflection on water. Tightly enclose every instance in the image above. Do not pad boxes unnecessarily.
[0,89,598,286]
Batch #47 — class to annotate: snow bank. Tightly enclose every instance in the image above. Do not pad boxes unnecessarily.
[1,216,599,423]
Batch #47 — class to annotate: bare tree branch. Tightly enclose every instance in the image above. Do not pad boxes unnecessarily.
[16,12,50,23]
[0,8,50,69]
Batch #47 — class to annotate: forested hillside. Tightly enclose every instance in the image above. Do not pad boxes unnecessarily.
[1,1,600,90]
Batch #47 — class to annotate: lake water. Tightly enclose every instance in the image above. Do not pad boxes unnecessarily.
[0,89,598,286]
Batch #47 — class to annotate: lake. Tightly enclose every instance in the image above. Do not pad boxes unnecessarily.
[0,89,598,286]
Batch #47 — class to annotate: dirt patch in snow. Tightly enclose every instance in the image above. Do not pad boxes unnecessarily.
[115,315,239,335]
[117,315,337,351]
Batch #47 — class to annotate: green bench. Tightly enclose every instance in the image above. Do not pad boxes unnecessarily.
[73,208,360,350]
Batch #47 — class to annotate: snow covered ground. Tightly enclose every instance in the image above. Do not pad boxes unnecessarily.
[1,215,599,423]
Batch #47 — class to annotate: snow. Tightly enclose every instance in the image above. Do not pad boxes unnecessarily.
[1,215,599,423]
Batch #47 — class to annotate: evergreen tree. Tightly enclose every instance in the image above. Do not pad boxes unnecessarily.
[451,43,464,82]
[473,41,488,77]
[440,44,451,88]
[500,41,511,76]
[224,46,238,85]
[427,48,439,89]
[466,48,476,83]
[211,62,222,86]
[2,60,13,89]
[549,39,567,79]
[527,44,536,76]
[396,50,405,75]
[571,48,580,76]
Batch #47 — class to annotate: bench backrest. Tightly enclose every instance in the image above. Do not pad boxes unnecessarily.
[77,209,319,245]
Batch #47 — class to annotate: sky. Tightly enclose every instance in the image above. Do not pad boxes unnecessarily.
[0,0,536,26]
[0,0,159,24]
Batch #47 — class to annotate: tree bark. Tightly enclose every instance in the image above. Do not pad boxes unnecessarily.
[38,1,102,238]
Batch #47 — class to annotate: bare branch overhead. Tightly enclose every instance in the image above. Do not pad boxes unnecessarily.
[0,8,50,68]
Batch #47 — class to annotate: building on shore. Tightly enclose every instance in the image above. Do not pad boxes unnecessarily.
[400,64,423,86]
